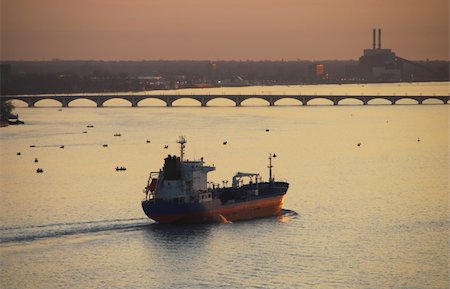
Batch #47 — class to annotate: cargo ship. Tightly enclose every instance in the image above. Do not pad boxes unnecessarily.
[142,136,289,223]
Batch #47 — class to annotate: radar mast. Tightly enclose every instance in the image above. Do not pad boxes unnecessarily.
[177,136,187,162]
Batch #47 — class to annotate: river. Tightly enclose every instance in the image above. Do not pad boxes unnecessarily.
[0,82,449,288]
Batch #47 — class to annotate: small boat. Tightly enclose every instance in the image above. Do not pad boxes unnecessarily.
[142,137,289,224]
[223,141,227,145]
[30,145,36,148]
[60,145,65,149]
[115,166,127,171]
[114,133,121,137]
[34,158,38,163]
[87,125,94,128]
[102,144,108,147]
[164,145,168,149]
[36,168,44,173]
[17,152,21,156]
[357,142,361,147]
[83,131,87,134]
[265,129,270,132]
[146,140,151,143]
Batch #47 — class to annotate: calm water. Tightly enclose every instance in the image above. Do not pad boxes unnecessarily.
[1,83,449,288]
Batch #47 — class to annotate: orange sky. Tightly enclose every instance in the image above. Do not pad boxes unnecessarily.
[1,0,448,61]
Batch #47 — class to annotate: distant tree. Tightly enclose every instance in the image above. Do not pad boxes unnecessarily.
[0,100,15,121]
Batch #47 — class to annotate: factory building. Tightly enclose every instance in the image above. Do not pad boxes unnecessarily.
[346,29,402,82]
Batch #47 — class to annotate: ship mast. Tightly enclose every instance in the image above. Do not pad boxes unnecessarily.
[177,136,187,162]
[268,153,276,182]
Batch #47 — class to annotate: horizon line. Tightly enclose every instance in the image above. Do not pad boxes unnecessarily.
[1,58,449,62]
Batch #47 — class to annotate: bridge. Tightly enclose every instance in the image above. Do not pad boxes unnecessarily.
[0,93,448,107]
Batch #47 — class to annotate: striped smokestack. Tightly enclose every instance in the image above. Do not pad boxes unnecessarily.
[378,28,381,49]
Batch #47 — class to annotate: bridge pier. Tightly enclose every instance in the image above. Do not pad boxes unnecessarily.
[200,97,207,107]
[166,97,173,107]
[268,98,275,106]
[96,98,103,107]
[131,98,138,107]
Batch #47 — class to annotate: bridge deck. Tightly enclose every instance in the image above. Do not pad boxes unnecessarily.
[1,93,448,107]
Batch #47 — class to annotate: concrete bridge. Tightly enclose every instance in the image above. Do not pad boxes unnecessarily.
[0,93,448,107]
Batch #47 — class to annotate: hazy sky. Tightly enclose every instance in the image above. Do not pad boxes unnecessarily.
[1,0,448,61]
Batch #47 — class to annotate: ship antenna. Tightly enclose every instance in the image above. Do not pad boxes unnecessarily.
[177,136,187,162]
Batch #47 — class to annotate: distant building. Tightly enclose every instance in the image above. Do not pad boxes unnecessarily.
[347,29,402,82]
[307,63,328,82]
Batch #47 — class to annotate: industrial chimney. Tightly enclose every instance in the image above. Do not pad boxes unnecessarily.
[378,28,381,49]
[373,29,376,50]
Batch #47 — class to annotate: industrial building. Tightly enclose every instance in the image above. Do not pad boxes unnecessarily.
[346,29,402,82]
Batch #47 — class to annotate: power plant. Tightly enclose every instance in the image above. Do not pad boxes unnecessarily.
[359,28,401,81]
[346,28,437,82]
[345,28,401,81]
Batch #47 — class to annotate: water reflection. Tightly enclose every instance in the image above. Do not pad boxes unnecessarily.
[142,223,213,249]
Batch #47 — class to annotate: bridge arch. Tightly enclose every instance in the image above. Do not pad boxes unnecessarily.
[171,97,202,107]
[6,98,28,107]
[240,97,270,106]
[33,98,63,107]
[421,98,445,105]
[274,97,302,106]
[101,98,133,107]
[67,98,97,107]
[337,98,365,105]
[206,97,236,106]
[394,98,419,105]
[305,97,334,106]
[137,97,167,107]
[367,98,393,105]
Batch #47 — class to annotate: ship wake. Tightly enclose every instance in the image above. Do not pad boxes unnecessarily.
[0,218,150,244]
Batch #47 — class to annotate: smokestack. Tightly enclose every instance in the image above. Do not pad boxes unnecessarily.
[373,29,376,49]
[378,28,381,49]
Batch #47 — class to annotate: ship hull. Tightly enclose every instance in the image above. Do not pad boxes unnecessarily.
[142,194,285,224]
